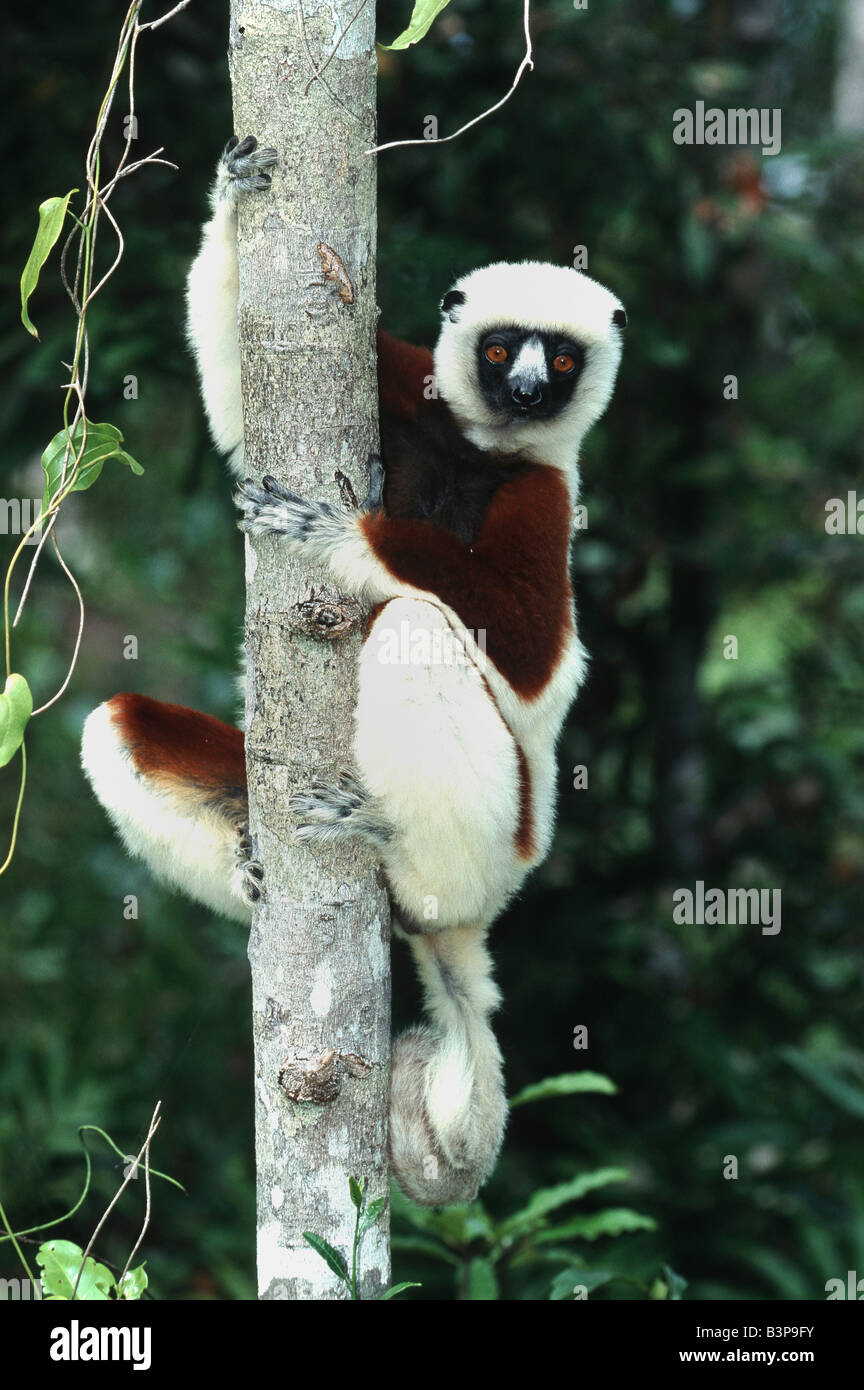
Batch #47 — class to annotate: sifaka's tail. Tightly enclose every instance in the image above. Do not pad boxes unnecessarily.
[389,925,507,1206]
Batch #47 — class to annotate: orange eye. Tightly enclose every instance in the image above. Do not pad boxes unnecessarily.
[485,344,508,363]
[553,353,576,373]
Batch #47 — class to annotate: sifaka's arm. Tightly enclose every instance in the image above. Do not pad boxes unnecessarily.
[185,136,276,476]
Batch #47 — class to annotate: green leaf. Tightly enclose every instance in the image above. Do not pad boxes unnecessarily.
[384,0,452,51]
[41,419,143,513]
[378,1281,422,1300]
[500,1168,630,1239]
[510,1071,618,1107]
[302,1231,349,1283]
[115,450,145,476]
[349,1175,365,1210]
[20,191,77,339]
[781,1047,864,1120]
[390,1235,461,1266]
[465,1257,498,1300]
[662,1264,688,1301]
[532,1207,657,1243]
[359,1194,388,1235]
[738,1246,810,1300]
[390,1184,496,1244]
[36,1239,115,1301]
[118,1264,148,1300]
[0,675,33,768]
[549,1268,613,1300]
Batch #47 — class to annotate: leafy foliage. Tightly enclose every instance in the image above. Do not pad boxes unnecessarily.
[303,1177,420,1299]
[41,419,143,513]
[36,1238,147,1300]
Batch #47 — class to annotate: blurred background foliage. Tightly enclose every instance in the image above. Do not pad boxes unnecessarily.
[1,0,863,1300]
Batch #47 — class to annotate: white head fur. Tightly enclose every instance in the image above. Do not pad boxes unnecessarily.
[434,261,625,481]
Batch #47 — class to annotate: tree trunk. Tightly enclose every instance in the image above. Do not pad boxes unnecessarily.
[228,0,390,1301]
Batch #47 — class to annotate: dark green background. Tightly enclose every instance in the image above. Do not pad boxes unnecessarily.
[1,0,862,1299]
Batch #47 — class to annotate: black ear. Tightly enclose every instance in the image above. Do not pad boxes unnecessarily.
[612,307,627,328]
[441,288,466,322]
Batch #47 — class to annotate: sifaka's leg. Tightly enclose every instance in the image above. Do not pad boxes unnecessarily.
[81,694,258,924]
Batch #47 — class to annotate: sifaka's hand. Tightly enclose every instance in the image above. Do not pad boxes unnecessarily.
[218,134,277,202]
[234,475,344,545]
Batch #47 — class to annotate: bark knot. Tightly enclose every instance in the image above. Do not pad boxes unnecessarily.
[291,595,364,639]
[278,1047,372,1103]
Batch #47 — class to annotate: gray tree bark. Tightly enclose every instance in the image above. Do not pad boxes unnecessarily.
[228,0,390,1300]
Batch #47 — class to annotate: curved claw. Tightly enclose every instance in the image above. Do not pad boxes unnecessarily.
[261,475,302,505]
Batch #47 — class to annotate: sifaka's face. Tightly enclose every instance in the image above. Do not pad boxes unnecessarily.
[435,265,625,466]
[476,327,584,424]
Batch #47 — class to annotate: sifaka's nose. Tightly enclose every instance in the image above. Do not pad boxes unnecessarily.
[510,383,544,408]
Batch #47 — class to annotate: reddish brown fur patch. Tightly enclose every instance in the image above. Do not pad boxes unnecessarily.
[514,746,536,860]
[361,464,573,700]
[377,330,435,420]
[106,694,246,792]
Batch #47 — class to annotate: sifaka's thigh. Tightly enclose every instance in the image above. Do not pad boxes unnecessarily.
[354,598,523,930]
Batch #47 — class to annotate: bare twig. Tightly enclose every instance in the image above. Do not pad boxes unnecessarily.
[366,0,534,157]
[72,1102,162,1299]
[117,1109,155,1291]
[304,0,371,94]
[295,0,373,134]
[28,533,85,717]
[138,0,192,32]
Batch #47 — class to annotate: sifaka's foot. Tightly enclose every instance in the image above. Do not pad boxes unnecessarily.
[290,774,393,849]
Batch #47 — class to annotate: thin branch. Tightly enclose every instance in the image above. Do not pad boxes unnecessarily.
[72,1102,162,1299]
[12,512,58,627]
[28,533,85,716]
[304,0,371,94]
[117,1114,154,1290]
[295,0,373,134]
[365,0,534,157]
[138,0,191,32]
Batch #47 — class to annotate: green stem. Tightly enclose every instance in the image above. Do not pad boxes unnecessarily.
[0,1193,35,1284]
[351,1202,361,1299]
[0,1121,183,1247]
[0,743,27,877]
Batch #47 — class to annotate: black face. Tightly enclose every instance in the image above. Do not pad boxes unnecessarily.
[477,327,585,423]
